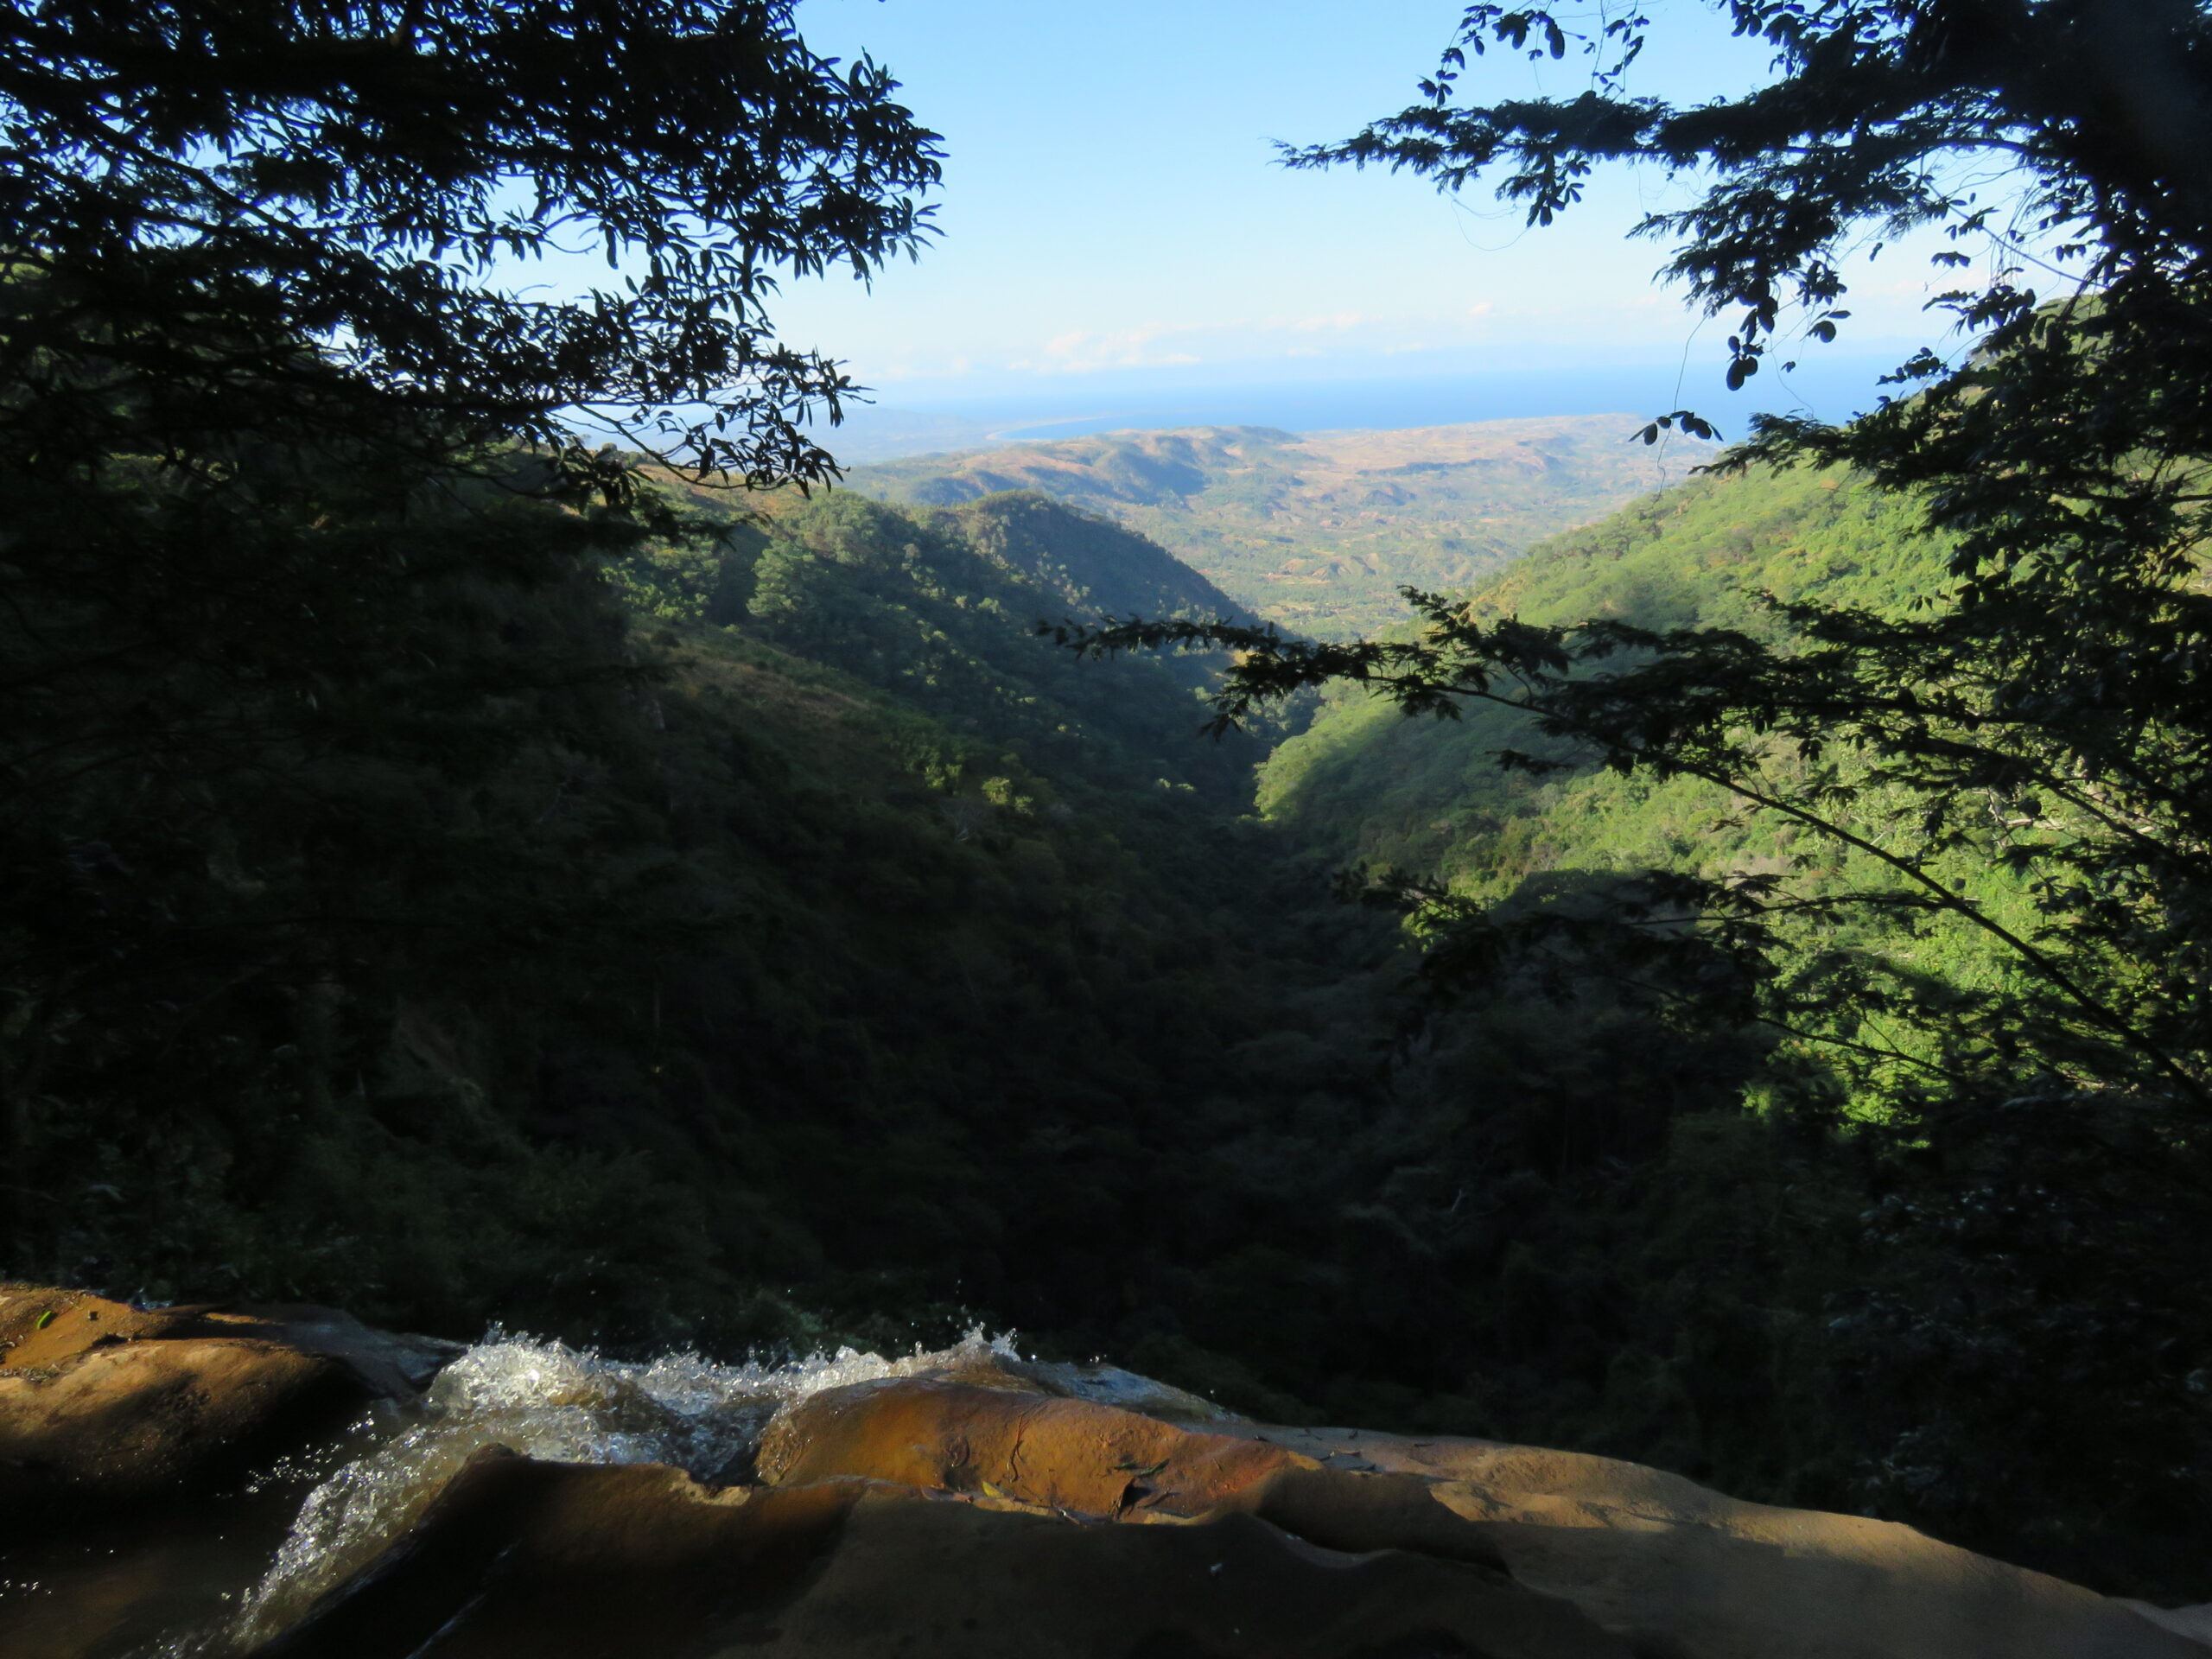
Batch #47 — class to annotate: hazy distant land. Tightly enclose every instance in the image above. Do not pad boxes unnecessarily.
[841,415,1678,636]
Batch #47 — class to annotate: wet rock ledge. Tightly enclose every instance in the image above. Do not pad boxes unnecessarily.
[0,1282,460,1526]
[3,1281,2209,1659]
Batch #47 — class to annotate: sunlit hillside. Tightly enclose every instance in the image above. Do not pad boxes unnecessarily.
[1256,461,1955,883]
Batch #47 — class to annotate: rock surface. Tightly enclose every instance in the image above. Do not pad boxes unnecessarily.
[258,1450,1630,1659]
[262,1345,2210,1659]
[2,1284,2206,1659]
[753,1367,2211,1659]
[0,1283,460,1525]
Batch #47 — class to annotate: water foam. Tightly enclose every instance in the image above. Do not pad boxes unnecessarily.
[230,1326,1018,1643]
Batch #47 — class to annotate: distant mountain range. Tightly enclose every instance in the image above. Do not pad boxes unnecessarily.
[840,416,1681,637]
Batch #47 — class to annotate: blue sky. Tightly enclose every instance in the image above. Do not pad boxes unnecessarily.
[772,0,1977,433]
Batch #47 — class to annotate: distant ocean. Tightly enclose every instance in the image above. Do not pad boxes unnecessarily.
[821,351,1920,463]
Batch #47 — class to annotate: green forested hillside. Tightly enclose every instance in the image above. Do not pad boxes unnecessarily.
[15,434,2198,1597]
[1241,459,2212,1594]
[1258,464,1954,886]
[1255,462,2069,1137]
[932,490,1263,631]
[844,418,1673,637]
[14,470,1306,1351]
[8,444,1774,1491]
[625,489,1265,801]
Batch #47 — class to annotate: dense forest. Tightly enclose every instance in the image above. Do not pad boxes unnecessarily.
[20,437,2202,1600]
[1262,464,1955,884]
[7,472,1312,1340]
[1246,461,2212,1593]
[9,0,2212,1625]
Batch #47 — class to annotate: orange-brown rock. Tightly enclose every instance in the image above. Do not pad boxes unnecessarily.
[6,1290,2207,1659]
[759,1370,1300,1517]
[1203,1422,2212,1659]
[0,1283,461,1395]
[760,1368,2212,1659]
[759,1372,1510,1567]
[0,1283,459,1529]
[0,1334,340,1503]
[257,1448,1636,1659]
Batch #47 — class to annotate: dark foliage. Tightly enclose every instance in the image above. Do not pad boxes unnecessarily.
[15,0,2212,1608]
[1042,0,2212,1591]
[0,0,941,486]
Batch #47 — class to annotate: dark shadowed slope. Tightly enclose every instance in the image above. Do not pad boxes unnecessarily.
[928,491,1263,629]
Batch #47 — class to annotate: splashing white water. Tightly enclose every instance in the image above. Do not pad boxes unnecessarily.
[230,1326,1020,1644]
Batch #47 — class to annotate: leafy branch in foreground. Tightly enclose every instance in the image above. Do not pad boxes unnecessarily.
[1197,0,2212,1113]
[0,0,947,1281]
[1,0,944,493]
[1052,575,2212,1116]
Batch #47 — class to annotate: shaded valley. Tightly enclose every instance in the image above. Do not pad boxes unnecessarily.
[16,0,2212,1649]
[18,438,2204,1603]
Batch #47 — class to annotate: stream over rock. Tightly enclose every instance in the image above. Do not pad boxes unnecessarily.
[2,1281,2208,1659]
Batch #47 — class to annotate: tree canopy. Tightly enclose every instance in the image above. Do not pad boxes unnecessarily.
[1079,0,2212,1111]
[1292,3,2212,705]
[0,0,943,488]
[1294,2,2210,490]
[0,0,942,1279]
[1052,3,2212,1547]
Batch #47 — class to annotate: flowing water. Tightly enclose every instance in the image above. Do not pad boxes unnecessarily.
[5,1328,1024,1659]
[226,1327,1021,1648]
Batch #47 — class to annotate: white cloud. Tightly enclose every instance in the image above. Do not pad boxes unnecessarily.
[1010,321,1212,374]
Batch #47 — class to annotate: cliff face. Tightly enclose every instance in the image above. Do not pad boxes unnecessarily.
[3,1282,2205,1659]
